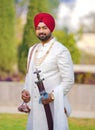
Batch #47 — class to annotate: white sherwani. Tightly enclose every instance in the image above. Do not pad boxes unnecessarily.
[23,38,74,130]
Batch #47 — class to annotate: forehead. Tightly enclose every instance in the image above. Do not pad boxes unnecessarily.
[37,22,47,27]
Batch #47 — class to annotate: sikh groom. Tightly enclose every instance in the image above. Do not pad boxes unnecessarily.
[21,12,74,130]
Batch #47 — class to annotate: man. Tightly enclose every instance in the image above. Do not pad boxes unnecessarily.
[21,12,74,130]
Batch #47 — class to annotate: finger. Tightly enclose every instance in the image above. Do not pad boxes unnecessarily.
[23,98,30,103]
[22,95,30,101]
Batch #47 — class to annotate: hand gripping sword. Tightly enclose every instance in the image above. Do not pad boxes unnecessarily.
[34,69,53,130]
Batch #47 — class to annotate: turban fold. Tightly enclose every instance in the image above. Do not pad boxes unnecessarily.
[34,12,55,32]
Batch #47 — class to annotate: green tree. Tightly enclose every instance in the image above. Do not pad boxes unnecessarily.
[48,0,59,12]
[53,30,80,64]
[0,0,17,73]
[18,0,50,74]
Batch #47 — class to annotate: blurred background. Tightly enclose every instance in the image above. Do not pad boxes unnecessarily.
[0,0,95,78]
[0,0,95,124]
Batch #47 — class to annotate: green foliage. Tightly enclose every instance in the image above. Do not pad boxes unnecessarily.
[75,72,95,84]
[53,30,80,64]
[48,0,59,12]
[18,0,50,74]
[0,0,17,73]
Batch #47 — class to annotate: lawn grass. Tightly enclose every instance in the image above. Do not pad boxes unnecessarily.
[0,113,95,130]
[69,118,95,130]
[0,113,27,130]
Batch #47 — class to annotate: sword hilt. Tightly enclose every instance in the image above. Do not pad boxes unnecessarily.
[34,68,44,81]
[34,68,41,80]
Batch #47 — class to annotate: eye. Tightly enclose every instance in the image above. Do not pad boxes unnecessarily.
[36,27,40,30]
[43,26,48,29]
[36,26,48,30]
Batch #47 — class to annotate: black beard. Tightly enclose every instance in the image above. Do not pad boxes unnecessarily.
[37,33,51,41]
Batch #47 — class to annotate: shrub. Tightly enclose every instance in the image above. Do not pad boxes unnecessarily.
[18,0,49,74]
[53,30,80,64]
[0,0,17,73]
[75,72,95,84]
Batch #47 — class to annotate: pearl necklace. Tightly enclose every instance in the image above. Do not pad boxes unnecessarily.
[34,42,54,66]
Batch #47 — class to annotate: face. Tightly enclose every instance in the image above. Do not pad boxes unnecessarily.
[35,22,52,42]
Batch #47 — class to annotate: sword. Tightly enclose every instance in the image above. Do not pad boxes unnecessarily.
[34,68,53,130]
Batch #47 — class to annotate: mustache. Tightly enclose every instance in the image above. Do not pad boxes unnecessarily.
[39,33,46,36]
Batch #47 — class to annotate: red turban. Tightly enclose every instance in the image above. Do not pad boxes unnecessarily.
[34,12,55,32]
